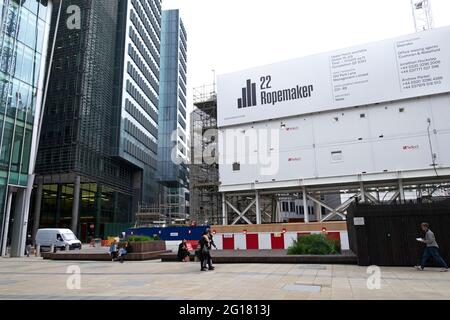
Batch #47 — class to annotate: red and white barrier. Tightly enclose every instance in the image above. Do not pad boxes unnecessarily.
[212,231,349,250]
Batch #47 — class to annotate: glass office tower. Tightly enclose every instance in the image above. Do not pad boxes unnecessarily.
[158,9,189,220]
[0,0,52,256]
[33,0,162,241]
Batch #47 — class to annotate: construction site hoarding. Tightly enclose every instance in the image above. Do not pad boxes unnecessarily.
[217,26,450,127]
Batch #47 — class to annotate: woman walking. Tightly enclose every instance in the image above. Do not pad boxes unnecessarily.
[198,232,213,271]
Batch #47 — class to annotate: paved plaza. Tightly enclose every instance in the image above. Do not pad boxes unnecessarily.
[0,257,449,300]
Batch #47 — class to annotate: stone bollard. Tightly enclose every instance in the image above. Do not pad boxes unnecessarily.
[65,243,70,251]
[50,244,55,253]
[35,244,40,257]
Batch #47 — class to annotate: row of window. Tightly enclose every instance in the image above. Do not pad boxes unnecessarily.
[130,11,160,67]
[179,76,187,96]
[281,202,318,215]
[127,61,158,104]
[128,28,159,79]
[178,101,186,119]
[123,138,157,169]
[129,10,160,66]
[152,0,162,16]
[127,44,158,93]
[2,2,47,55]
[179,88,186,106]
[126,79,157,117]
[179,57,187,74]
[179,67,187,85]
[1,36,42,87]
[131,0,160,45]
[125,98,157,131]
[179,43,187,63]
[124,118,157,153]
[178,114,186,130]
[146,0,162,26]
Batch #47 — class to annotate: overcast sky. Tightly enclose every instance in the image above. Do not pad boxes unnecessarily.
[162,0,450,112]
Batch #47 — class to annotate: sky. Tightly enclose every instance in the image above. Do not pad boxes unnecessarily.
[162,0,450,113]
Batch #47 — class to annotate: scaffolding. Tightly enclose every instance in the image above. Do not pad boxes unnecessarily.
[189,85,222,225]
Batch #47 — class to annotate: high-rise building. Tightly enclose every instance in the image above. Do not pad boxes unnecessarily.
[0,0,53,256]
[157,9,189,221]
[113,0,161,206]
[33,0,162,241]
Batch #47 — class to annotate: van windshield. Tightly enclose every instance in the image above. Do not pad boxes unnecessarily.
[62,233,77,241]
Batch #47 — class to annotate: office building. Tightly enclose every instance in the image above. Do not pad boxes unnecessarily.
[157,9,189,220]
[0,0,53,256]
[33,0,162,241]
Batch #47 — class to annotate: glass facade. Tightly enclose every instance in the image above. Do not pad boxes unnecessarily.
[157,9,189,217]
[0,0,51,255]
[34,0,137,241]
[34,0,163,240]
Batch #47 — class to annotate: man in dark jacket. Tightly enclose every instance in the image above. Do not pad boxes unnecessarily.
[206,228,217,249]
[198,232,210,271]
[415,222,448,272]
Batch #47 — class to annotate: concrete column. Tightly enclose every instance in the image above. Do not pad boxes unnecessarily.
[302,187,309,223]
[10,189,27,257]
[95,184,102,238]
[399,179,405,202]
[71,176,81,234]
[359,181,366,202]
[314,199,322,222]
[1,191,13,256]
[222,193,227,225]
[55,184,62,226]
[32,181,43,241]
[255,191,261,224]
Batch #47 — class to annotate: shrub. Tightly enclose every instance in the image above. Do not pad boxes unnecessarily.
[126,235,153,242]
[287,234,341,255]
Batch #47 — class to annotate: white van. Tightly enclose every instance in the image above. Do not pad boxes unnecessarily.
[35,229,82,251]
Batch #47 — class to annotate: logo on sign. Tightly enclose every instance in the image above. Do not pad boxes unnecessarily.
[237,79,258,109]
[403,145,419,150]
[236,76,314,109]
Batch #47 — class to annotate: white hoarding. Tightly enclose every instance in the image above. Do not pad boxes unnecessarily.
[217,26,450,127]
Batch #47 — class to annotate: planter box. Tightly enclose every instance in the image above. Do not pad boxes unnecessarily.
[128,241,166,253]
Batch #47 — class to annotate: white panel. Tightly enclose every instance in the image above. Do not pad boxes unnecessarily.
[367,99,432,138]
[340,232,350,250]
[218,27,450,127]
[165,241,179,253]
[284,232,297,249]
[436,132,450,168]
[430,94,450,131]
[314,109,371,144]
[316,142,374,177]
[214,234,223,250]
[234,233,246,250]
[372,136,433,172]
[219,94,450,189]
[258,233,271,249]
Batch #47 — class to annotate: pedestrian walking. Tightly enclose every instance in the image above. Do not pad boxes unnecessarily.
[415,222,448,272]
[206,228,216,269]
[198,231,214,271]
